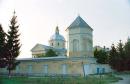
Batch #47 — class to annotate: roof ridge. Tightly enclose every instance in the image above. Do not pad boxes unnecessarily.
[67,16,92,30]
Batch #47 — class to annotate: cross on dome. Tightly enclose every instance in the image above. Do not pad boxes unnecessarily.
[55,26,59,34]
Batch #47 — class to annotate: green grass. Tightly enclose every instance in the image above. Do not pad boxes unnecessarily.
[0,74,121,84]
[114,71,130,75]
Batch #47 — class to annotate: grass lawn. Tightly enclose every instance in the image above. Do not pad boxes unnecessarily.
[0,74,121,84]
[114,71,130,75]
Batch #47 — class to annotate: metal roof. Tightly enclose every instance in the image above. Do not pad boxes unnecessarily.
[31,44,52,52]
[50,26,65,41]
[50,33,65,41]
[17,56,67,62]
[67,16,92,30]
[16,56,95,62]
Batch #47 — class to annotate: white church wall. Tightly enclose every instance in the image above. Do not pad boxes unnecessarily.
[82,63,112,75]
[51,40,65,49]
[93,64,112,74]
[67,22,93,57]
[0,60,112,77]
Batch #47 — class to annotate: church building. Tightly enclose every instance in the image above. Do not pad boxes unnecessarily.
[31,26,66,57]
[0,16,112,77]
[66,16,93,57]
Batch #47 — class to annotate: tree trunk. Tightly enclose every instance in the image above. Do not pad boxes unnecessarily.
[8,63,12,78]
[8,69,11,78]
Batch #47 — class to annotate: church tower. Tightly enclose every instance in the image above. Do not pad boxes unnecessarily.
[49,26,66,55]
[66,16,93,57]
[49,26,65,49]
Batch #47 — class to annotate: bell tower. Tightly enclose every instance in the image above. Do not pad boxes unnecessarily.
[66,16,93,57]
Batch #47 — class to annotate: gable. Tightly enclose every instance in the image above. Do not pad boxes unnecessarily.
[31,44,45,52]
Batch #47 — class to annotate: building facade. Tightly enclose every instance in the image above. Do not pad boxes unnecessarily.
[0,16,112,76]
[31,26,66,57]
[66,16,93,57]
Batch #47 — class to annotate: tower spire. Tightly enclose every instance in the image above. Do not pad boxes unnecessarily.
[13,10,16,15]
[55,26,59,34]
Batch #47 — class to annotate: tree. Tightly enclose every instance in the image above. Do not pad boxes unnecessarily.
[124,38,130,70]
[109,44,118,70]
[35,54,45,58]
[109,40,130,71]
[0,24,7,68]
[109,41,126,71]
[45,49,57,57]
[94,47,98,58]
[6,12,21,77]
[124,38,130,59]
[116,40,125,71]
[117,40,125,59]
[94,46,109,64]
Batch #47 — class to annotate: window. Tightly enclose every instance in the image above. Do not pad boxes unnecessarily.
[58,42,59,46]
[73,39,79,51]
[28,65,32,73]
[96,68,100,74]
[83,38,87,51]
[43,64,48,74]
[96,68,105,74]
[102,68,105,74]
[62,64,67,74]
[16,66,19,73]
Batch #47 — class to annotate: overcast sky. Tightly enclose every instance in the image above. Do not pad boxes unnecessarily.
[0,0,130,58]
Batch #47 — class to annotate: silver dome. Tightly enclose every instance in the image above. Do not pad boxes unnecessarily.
[50,33,65,41]
[50,26,65,41]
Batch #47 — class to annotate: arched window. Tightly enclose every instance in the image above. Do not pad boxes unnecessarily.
[83,38,87,51]
[87,39,92,51]
[73,39,79,51]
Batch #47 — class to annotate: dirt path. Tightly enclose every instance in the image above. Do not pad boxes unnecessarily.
[111,75,130,84]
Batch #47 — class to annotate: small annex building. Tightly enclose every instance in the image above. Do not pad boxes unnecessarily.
[0,16,112,77]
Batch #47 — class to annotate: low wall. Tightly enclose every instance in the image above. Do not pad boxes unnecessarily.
[0,57,112,77]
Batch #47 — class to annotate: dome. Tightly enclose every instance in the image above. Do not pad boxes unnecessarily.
[50,26,65,41]
[50,33,65,41]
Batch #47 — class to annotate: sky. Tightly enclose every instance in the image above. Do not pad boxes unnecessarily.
[0,0,130,58]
